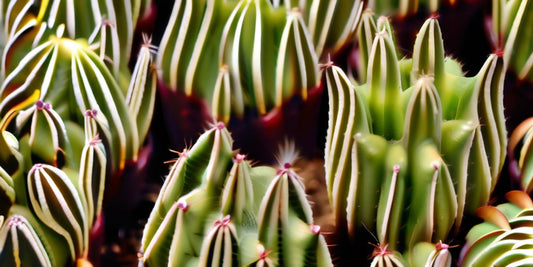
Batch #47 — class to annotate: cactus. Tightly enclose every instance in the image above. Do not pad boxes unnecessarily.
[157,0,362,144]
[324,13,506,264]
[140,125,332,266]
[494,0,533,81]
[0,0,156,265]
[460,190,533,266]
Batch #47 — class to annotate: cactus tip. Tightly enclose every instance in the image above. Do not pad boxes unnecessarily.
[235,154,246,163]
[371,243,392,258]
[431,161,439,170]
[215,215,231,227]
[393,165,400,173]
[257,244,270,260]
[7,216,23,227]
[283,162,291,169]
[32,163,44,171]
[310,224,321,234]
[216,122,225,130]
[430,12,440,20]
[494,49,504,58]
[177,200,189,212]
[35,100,50,110]
[85,109,98,118]
[436,241,449,251]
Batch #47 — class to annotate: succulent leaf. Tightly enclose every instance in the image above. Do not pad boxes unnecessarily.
[410,241,452,267]
[157,0,236,96]
[15,100,71,167]
[461,192,533,266]
[183,123,233,196]
[503,0,533,80]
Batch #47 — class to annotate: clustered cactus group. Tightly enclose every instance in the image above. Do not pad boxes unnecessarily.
[1,0,533,266]
[140,125,331,266]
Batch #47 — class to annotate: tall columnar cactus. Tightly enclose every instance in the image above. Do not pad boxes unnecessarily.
[324,14,506,264]
[140,125,332,266]
[460,190,533,266]
[0,0,157,265]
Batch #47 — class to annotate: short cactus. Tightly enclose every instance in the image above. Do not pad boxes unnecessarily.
[140,125,332,266]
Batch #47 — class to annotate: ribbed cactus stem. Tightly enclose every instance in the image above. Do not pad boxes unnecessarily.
[212,65,232,123]
[378,165,400,245]
[27,164,88,260]
[403,76,441,151]
[367,29,403,140]
[411,17,445,94]
[357,10,377,83]
[275,7,319,106]
[0,215,52,266]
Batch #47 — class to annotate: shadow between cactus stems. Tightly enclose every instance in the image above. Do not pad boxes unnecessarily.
[157,80,325,164]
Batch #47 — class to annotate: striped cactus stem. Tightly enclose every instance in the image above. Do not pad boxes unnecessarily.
[0,0,156,266]
[78,111,107,226]
[1,0,148,84]
[140,126,332,266]
[15,100,71,167]
[460,190,533,266]
[324,13,506,263]
[27,163,88,260]
[0,205,70,267]
[409,241,452,267]
[498,0,533,81]
[0,31,134,171]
